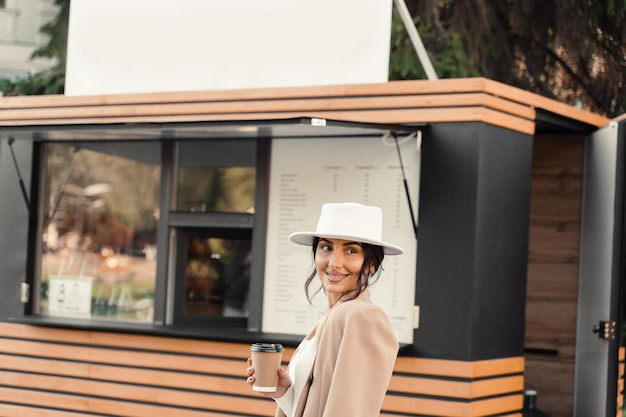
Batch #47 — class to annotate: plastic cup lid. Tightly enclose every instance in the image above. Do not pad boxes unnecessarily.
[250,343,284,353]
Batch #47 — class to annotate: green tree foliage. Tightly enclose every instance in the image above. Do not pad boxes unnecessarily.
[392,0,626,117]
[389,9,479,80]
[0,0,69,96]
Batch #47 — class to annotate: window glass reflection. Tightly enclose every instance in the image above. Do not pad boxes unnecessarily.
[39,142,161,322]
[185,237,251,317]
[175,140,256,213]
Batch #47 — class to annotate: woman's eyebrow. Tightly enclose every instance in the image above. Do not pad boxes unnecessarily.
[318,238,362,247]
[337,241,363,248]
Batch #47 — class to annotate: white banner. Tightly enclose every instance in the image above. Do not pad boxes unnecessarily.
[66,0,393,95]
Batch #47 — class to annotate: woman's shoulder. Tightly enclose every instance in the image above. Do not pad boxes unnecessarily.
[325,297,396,343]
[330,295,385,320]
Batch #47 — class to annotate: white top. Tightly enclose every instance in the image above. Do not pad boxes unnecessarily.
[274,336,317,417]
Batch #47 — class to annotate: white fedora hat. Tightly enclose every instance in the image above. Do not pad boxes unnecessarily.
[288,202,404,255]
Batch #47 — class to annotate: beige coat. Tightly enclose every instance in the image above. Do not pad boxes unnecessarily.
[276,290,399,417]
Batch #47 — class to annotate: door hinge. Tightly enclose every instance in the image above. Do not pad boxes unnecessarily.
[592,321,616,340]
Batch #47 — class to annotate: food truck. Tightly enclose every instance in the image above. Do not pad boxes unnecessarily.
[0,2,622,417]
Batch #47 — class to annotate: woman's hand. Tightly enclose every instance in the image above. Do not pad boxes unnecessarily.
[246,357,291,398]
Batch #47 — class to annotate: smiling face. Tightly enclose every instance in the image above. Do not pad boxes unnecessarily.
[314,237,366,306]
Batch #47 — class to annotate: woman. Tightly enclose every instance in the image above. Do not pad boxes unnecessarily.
[246,202,402,417]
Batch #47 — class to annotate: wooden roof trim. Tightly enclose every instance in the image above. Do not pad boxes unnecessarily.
[0,77,606,133]
[0,107,536,135]
[0,85,536,134]
[0,78,491,110]
[0,92,533,122]
[482,78,609,128]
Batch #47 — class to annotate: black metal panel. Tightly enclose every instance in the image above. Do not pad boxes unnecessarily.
[535,109,599,134]
[410,122,532,361]
[472,124,533,359]
[0,139,33,319]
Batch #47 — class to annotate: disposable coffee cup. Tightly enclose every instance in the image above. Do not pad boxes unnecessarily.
[250,343,284,392]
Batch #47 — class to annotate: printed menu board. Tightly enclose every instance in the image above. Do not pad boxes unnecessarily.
[263,134,420,344]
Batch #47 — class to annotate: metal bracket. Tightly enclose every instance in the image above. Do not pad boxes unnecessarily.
[20,283,30,304]
[392,0,438,80]
[592,321,616,340]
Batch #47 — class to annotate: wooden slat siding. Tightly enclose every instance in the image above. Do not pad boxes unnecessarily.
[0,78,609,135]
[382,393,522,417]
[388,374,523,398]
[0,322,267,359]
[0,355,251,397]
[380,412,520,417]
[0,384,271,416]
[389,375,524,400]
[0,338,245,376]
[0,323,276,417]
[524,134,584,417]
[0,403,101,417]
[0,387,243,417]
[386,356,524,416]
[1,372,271,415]
[393,356,524,378]
[380,413,522,417]
[0,322,524,416]
[0,375,275,417]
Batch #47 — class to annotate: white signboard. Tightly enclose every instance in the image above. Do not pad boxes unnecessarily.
[263,134,420,344]
[65,0,393,96]
[48,275,93,318]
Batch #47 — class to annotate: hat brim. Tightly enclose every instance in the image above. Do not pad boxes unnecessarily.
[289,231,404,255]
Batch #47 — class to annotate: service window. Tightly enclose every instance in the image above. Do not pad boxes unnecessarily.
[29,119,419,345]
[169,139,257,325]
[37,141,161,322]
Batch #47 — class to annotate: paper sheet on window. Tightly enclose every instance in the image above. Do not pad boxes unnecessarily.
[48,275,94,319]
[263,135,420,344]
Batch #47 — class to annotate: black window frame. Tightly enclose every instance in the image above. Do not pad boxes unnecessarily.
[162,137,269,331]
[170,224,252,327]
[25,133,272,339]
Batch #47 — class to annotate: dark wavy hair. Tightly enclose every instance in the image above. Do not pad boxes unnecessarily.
[304,236,385,304]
